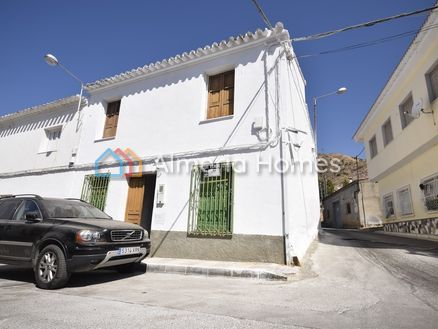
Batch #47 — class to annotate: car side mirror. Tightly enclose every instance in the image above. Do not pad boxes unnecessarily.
[25,212,42,222]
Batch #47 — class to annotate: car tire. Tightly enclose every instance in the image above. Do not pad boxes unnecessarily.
[34,244,70,289]
[115,262,145,274]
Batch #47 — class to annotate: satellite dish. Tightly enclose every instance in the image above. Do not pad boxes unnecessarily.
[409,98,423,119]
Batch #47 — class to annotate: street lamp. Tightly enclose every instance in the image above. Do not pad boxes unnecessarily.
[312,87,347,152]
[44,53,85,130]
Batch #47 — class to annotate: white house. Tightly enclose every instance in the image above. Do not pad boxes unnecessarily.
[0,23,320,264]
[354,8,438,237]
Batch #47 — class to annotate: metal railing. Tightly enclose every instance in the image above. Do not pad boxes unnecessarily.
[188,163,233,237]
[80,174,110,211]
[423,176,438,211]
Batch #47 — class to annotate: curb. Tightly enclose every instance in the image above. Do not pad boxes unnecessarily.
[142,261,295,281]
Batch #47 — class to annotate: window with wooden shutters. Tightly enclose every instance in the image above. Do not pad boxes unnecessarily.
[426,63,438,102]
[399,94,414,129]
[103,100,121,138]
[207,70,234,119]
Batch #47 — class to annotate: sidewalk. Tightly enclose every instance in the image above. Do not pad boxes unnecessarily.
[372,230,438,242]
[142,257,298,281]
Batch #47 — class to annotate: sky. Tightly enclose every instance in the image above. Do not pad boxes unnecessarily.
[0,0,435,157]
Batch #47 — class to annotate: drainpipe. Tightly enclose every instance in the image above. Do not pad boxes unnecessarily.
[263,39,291,265]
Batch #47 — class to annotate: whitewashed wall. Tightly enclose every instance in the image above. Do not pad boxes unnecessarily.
[0,36,319,262]
[0,104,79,174]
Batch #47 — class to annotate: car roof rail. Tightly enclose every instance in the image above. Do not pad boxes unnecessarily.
[11,194,43,199]
[64,198,87,203]
[0,194,14,199]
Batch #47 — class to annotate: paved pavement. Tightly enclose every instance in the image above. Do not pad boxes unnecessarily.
[0,229,437,329]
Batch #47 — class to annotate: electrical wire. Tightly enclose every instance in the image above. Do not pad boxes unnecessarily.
[250,0,274,30]
[355,147,365,158]
[297,22,438,58]
[292,5,438,42]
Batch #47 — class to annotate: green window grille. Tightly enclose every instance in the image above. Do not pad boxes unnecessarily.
[80,174,110,211]
[188,163,233,237]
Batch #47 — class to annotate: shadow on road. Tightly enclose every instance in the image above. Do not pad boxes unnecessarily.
[0,263,146,288]
[319,228,438,258]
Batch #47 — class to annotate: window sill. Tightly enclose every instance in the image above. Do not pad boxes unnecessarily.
[199,115,234,125]
[94,136,116,143]
[399,213,415,218]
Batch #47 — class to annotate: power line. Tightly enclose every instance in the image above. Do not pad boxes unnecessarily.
[355,147,365,158]
[297,22,438,58]
[292,5,438,42]
[250,0,274,30]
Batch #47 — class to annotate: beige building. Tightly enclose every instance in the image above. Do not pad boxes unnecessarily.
[322,179,382,229]
[354,7,438,236]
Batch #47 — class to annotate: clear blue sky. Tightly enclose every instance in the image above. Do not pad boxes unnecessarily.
[0,0,435,157]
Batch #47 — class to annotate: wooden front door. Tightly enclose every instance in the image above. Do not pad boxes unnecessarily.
[125,176,145,225]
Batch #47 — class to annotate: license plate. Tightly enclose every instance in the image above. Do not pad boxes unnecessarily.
[117,247,141,255]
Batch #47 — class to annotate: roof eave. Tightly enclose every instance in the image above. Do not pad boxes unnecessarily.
[0,95,86,124]
[86,22,290,93]
[353,8,437,142]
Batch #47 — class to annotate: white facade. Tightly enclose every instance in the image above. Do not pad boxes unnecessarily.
[354,8,438,235]
[0,23,320,263]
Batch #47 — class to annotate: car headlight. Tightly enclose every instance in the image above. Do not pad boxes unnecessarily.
[143,229,149,239]
[76,230,106,243]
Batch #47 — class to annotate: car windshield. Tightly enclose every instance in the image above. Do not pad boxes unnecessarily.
[42,200,112,220]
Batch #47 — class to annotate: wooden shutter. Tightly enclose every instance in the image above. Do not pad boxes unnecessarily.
[222,70,234,117]
[430,65,438,100]
[207,70,234,119]
[103,100,121,138]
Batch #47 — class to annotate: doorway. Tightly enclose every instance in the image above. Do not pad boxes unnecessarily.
[332,201,342,228]
[125,174,157,234]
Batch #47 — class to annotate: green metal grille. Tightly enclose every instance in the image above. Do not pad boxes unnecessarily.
[188,163,233,236]
[80,174,110,211]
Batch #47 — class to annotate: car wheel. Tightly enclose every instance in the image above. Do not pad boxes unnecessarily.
[34,244,70,289]
[115,262,145,274]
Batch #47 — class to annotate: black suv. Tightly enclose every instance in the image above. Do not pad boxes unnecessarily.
[0,195,151,289]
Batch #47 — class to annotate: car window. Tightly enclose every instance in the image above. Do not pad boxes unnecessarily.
[14,200,43,221]
[41,200,111,219]
[0,199,22,220]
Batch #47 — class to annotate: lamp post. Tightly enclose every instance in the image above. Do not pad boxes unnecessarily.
[312,87,347,153]
[44,54,85,130]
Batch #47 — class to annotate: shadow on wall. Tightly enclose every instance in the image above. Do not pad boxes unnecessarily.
[0,112,75,138]
[87,48,263,107]
[147,53,283,255]
[151,199,189,257]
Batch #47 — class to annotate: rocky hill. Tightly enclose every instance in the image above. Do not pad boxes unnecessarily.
[318,153,368,195]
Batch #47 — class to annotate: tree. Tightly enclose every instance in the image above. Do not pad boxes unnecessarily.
[326,179,335,195]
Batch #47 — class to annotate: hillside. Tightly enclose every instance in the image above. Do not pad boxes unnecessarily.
[318,153,368,196]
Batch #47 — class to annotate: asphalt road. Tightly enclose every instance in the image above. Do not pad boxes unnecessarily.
[0,229,437,329]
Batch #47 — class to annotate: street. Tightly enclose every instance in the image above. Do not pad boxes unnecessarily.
[0,229,437,329]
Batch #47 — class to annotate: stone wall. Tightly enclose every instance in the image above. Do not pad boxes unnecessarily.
[150,231,286,264]
[382,217,438,236]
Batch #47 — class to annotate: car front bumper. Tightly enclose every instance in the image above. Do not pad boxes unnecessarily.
[67,241,150,272]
